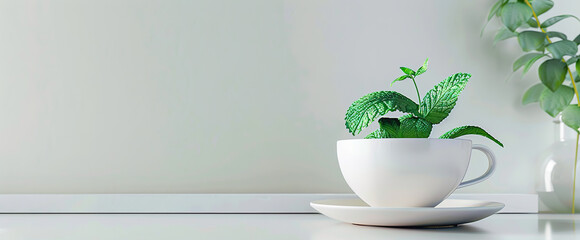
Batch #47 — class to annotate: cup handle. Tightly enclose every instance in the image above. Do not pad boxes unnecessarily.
[457,144,496,189]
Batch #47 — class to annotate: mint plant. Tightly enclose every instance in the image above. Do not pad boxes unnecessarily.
[345,59,503,147]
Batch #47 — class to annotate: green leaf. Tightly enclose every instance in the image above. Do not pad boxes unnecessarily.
[494,27,518,45]
[538,59,568,91]
[364,129,384,139]
[439,126,504,147]
[539,85,574,117]
[398,114,414,121]
[391,75,410,86]
[400,67,416,76]
[500,2,533,32]
[577,58,580,75]
[488,0,507,21]
[522,83,547,105]
[523,54,548,75]
[567,56,579,65]
[518,31,547,51]
[416,67,426,76]
[367,115,435,138]
[530,0,554,16]
[513,53,546,72]
[398,117,432,138]
[546,40,578,59]
[546,31,567,40]
[541,15,580,28]
[416,58,429,76]
[365,118,401,139]
[570,71,580,82]
[378,118,401,137]
[575,34,580,45]
[482,0,509,37]
[395,75,409,80]
[562,105,580,132]
[526,18,538,28]
[345,91,419,135]
[419,73,471,124]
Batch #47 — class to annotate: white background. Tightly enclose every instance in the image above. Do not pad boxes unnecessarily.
[0,0,578,194]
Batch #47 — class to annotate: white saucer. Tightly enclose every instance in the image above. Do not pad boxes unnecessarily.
[310,198,504,227]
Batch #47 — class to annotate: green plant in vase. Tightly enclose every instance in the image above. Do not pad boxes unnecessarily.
[345,58,503,147]
[484,0,580,212]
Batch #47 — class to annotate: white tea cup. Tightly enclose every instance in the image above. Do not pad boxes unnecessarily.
[337,138,496,207]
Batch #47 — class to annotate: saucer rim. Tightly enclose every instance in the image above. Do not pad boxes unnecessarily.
[310,198,505,211]
[310,198,505,227]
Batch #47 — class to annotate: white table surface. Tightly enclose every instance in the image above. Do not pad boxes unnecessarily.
[0,213,577,240]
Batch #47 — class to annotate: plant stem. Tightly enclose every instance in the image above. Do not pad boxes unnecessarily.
[525,1,550,39]
[575,133,579,214]
[410,76,421,104]
[524,0,580,214]
[568,70,580,107]
[524,0,580,102]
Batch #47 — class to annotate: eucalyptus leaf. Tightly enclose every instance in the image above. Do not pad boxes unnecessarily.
[562,105,580,132]
[547,31,567,40]
[538,59,568,91]
[566,69,580,82]
[398,117,432,138]
[482,1,507,36]
[488,0,507,21]
[575,34,580,45]
[546,40,578,59]
[567,56,580,65]
[494,28,518,45]
[530,0,554,16]
[400,67,415,76]
[513,53,546,72]
[570,71,580,82]
[518,22,537,29]
[522,83,547,105]
[539,85,574,117]
[526,18,538,28]
[577,58,580,76]
[345,91,419,135]
[518,31,547,52]
[501,2,533,32]
[439,126,503,147]
[523,53,547,75]
[541,15,580,28]
[419,73,471,124]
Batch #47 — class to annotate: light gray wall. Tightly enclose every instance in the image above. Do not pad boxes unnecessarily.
[0,0,577,193]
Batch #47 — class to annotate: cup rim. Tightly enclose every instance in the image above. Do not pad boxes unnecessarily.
[337,138,472,144]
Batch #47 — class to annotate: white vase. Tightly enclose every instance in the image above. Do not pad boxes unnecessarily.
[536,115,580,213]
